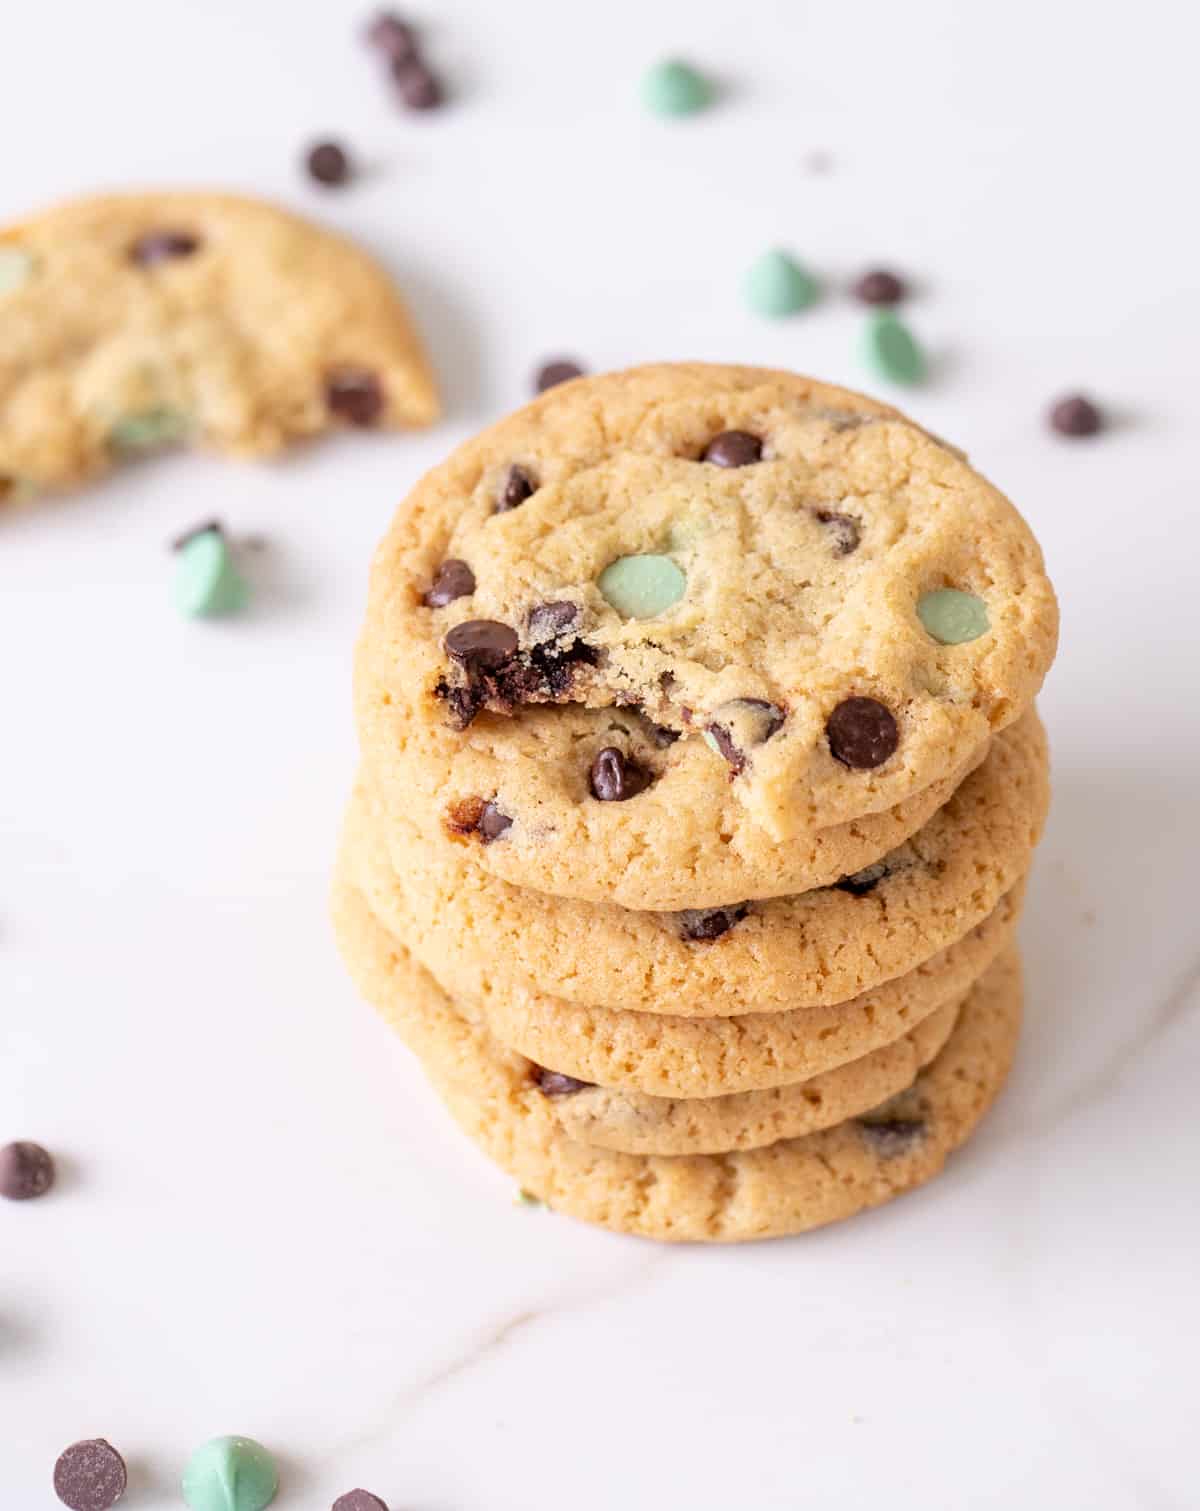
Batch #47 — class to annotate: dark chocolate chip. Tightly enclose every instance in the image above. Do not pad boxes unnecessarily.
[393,58,443,109]
[497,465,537,512]
[702,430,763,468]
[333,1494,390,1511]
[589,747,651,802]
[815,509,861,556]
[527,600,578,638]
[423,559,476,607]
[366,11,417,62]
[0,1140,55,1200]
[477,801,512,841]
[1048,393,1102,437]
[834,860,888,897]
[326,368,385,426]
[532,1066,593,1097]
[306,140,352,186]
[852,268,906,306]
[677,904,748,942]
[534,359,584,393]
[129,230,201,266]
[704,698,785,773]
[446,796,510,843]
[169,518,223,552]
[52,1439,127,1511]
[857,1118,926,1156]
[826,697,899,770]
[444,619,519,670]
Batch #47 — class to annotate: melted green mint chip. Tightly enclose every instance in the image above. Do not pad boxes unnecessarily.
[174,529,249,618]
[182,1436,278,1511]
[0,246,34,296]
[917,588,989,645]
[110,407,189,455]
[863,311,926,385]
[598,554,686,618]
[744,249,818,318]
[641,59,712,116]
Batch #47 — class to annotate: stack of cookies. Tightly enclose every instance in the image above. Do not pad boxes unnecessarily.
[333,364,1058,1243]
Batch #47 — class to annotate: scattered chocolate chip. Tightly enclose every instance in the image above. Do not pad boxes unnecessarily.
[815,509,861,556]
[702,430,763,467]
[826,696,898,769]
[678,904,748,941]
[53,1439,127,1511]
[393,57,443,109]
[326,368,385,426]
[444,619,519,670]
[834,861,888,897]
[1048,393,1102,437]
[589,747,651,801]
[497,465,537,512]
[853,268,906,306]
[527,600,579,638]
[366,11,417,62]
[857,1117,926,1156]
[704,698,785,772]
[423,559,476,607]
[534,359,584,393]
[532,1066,592,1097]
[169,518,223,552]
[477,801,512,840]
[0,1140,55,1200]
[129,230,200,266]
[306,140,353,186]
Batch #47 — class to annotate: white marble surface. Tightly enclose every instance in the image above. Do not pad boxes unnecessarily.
[3,0,1198,1505]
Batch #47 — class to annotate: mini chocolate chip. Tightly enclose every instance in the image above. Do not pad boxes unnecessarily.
[0,1140,55,1199]
[497,465,537,512]
[129,230,200,266]
[678,905,748,942]
[534,359,584,393]
[834,860,888,897]
[826,697,899,769]
[533,1066,592,1097]
[857,1117,926,1156]
[589,747,651,802]
[366,11,417,61]
[306,140,352,186]
[424,559,476,607]
[527,600,579,638]
[169,518,223,552]
[444,619,519,669]
[1048,393,1102,437]
[702,430,763,467]
[477,801,512,841]
[53,1439,127,1511]
[393,57,443,109]
[853,268,906,305]
[326,368,385,426]
[815,509,861,556]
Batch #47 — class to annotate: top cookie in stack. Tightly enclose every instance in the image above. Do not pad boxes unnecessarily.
[355,363,1056,911]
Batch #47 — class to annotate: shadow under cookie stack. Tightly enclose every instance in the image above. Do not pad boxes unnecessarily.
[333,364,1058,1243]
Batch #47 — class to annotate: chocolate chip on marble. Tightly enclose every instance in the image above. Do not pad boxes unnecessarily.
[589,747,651,802]
[0,1140,55,1200]
[677,904,748,942]
[497,465,537,512]
[444,619,519,669]
[826,696,899,769]
[129,230,201,265]
[702,430,763,467]
[423,558,476,607]
[306,140,353,186]
[326,368,384,426]
[815,509,861,556]
[527,600,579,638]
[857,1117,926,1156]
[1048,393,1103,437]
[366,11,417,62]
[852,268,906,306]
[393,57,443,109]
[834,861,888,897]
[534,358,584,393]
[52,1439,127,1511]
[703,698,784,772]
[532,1066,593,1096]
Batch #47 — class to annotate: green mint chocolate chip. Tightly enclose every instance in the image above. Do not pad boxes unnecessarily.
[109,407,189,455]
[0,246,33,296]
[863,311,925,385]
[917,588,989,645]
[598,554,686,618]
[640,59,712,116]
[744,249,818,318]
[174,529,249,618]
[182,1436,278,1511]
